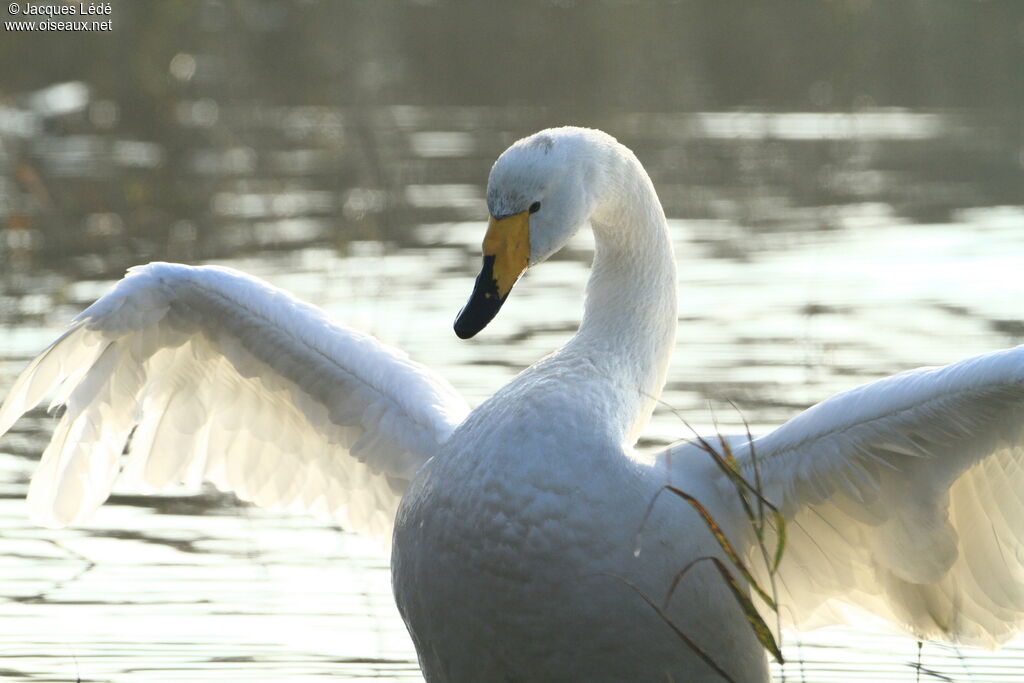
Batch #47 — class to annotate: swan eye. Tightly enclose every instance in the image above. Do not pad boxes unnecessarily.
[529,201,541,214]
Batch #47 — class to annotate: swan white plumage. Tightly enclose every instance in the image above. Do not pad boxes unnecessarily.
[3,126,1024,681]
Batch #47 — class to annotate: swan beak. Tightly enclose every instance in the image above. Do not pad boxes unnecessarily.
[454,210,531,339]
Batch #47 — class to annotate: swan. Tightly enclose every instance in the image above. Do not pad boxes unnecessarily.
[2,126,1024,682]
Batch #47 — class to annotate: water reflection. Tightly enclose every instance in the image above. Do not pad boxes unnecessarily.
[2,1,1024,681]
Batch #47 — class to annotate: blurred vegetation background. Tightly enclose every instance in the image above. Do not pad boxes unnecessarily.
[0,0,1021,275]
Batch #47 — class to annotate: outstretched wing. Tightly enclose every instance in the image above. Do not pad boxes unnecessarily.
[0,262,470,538]
[723,345,1024,647]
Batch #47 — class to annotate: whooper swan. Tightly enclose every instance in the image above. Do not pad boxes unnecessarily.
[4,127,1024,682]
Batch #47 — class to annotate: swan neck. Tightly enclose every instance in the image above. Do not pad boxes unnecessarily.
[569,150,677,444]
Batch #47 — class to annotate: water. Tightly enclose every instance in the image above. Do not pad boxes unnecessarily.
[2,1,1024,681]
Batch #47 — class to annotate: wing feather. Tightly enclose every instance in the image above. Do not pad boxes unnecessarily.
[722,345,1024,646]
[0,262,470,539]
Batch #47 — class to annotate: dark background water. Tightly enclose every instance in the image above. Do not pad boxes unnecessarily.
[1,0,1022,277]
[1,1,1024,681]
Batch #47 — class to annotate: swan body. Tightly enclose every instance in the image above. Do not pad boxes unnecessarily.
[4,127,1024,682]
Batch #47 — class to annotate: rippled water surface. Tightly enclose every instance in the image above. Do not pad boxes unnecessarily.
[2,2,1024,681]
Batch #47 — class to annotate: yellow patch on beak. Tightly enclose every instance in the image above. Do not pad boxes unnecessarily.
[453,209,531,339]
[481,210,530,299]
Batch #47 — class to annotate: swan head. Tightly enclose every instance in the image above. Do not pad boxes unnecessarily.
[454,127,616,339]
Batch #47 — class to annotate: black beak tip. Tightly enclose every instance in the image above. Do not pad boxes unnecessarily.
[454,254,507,340]
[453,308,479,339]
[454,295,503,339]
